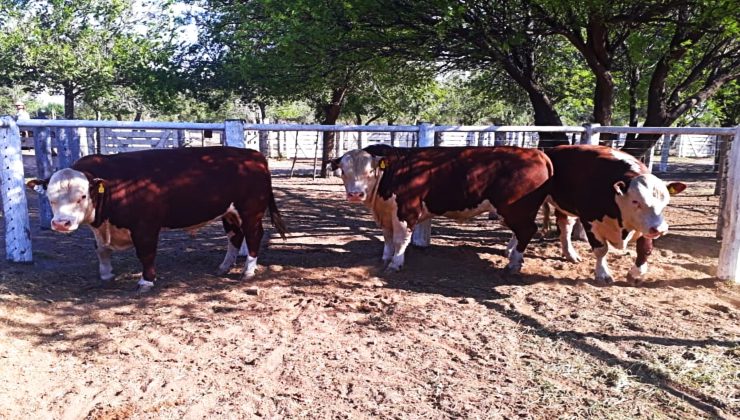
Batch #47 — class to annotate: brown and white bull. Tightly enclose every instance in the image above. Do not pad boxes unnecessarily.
[330,145,553,273]
[27,146,287,292]
[543,145,686,284]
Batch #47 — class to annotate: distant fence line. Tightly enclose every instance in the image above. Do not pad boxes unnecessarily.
[1,117,739,283]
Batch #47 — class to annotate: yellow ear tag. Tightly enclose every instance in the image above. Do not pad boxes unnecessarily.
[667,185,676,195]
[98,184,105,194]
[378,159,387,170]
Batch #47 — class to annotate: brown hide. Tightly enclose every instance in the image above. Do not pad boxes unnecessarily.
[365,146,553,248]
[71,146,284,282]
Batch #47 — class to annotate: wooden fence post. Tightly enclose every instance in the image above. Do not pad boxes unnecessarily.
[718,126,740,283]
[33,126,54,229]
[412,122,434,247]
[0,116,33,262]
[581,123,601,145]
[57,127,81,169]
[224,119,246,148]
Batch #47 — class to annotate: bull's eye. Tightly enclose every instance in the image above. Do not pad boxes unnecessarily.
[81,195,87,200]
[632,200,641,208]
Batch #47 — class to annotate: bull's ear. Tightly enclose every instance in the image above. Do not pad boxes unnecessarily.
[26,178,49,194]
[91,178,106,195]
[373,156,388,170]
[666,182,686,196]
[613,181,627,196]
[329,157,342,172]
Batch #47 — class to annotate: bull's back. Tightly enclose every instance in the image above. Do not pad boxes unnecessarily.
[381,147,552,215]
[74,147,272,228]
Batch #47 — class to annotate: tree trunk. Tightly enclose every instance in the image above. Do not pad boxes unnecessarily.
[526,88,569,149]
[319,88,347,177]
[63,82,75,119]
[134,111,142,121]
[257,102,269,156]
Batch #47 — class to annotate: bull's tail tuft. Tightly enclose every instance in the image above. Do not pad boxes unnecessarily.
[267,191,288,240]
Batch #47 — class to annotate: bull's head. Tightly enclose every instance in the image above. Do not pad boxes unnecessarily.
[330,149,385,203]
[613,174,686,239]
[27,169,105,232]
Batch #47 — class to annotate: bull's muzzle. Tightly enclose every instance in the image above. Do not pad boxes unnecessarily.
[51,219,74,232]
[346,191,366,202]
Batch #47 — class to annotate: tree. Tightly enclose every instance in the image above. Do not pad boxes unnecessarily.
[5,0,175,119]
[194,0,435,175]
[363,0,573,147]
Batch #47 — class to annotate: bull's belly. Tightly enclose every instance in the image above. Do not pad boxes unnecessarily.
[439,199,495,221]
[590,216,636,249]
[94,205,241,249]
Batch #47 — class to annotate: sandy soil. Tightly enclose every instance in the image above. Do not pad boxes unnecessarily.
[0,157,738,419]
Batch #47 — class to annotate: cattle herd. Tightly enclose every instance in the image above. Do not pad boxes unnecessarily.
[27,143,685,292]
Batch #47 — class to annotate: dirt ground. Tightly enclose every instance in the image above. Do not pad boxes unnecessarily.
[0,156,738,419]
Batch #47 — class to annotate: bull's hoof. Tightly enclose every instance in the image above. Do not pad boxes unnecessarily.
[100,273,115,282]
[136,279,155,294]
[594,274,615,285]
[626,264,647,286]
[504,262,522,275]
[241,271,257,281]
[564,253,581,263]
[217,265,232,276]
[385,264,402,273]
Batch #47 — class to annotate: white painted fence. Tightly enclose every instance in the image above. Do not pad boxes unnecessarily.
[1,118,738,283]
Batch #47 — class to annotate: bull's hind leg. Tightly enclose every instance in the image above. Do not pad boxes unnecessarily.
[131,228,160,293]
[583,222,614,284]
[239,211,265,280]
[218,213,245,275]
[556,210,581,263]
[503,213,539,274]
[381,227,394,265]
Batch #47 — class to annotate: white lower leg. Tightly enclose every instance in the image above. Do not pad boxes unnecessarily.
[387,229,412,271]
[97,247,114,281]
[381,228,394,263]
[506,235,517,258]
[505,248,524,273]
[238,240,248,257]
[243,254,258,279]
[558,217,581,263]
[593,245,613,284]
[218,241,239,275]
[137,278,154,292]
[627,263,648,283]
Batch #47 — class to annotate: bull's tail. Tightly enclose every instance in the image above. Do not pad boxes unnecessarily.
[267,191,288,240]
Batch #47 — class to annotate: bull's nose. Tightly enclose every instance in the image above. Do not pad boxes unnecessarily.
[346,192,366,201]
[51,219,72,231]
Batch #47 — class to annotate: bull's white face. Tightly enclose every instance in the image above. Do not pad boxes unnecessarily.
[332,150,381,203]
[614,174,685,239]
[45,168,95,232]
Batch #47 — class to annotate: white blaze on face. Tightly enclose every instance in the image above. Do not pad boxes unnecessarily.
[614,174,671,239]
[46,168,94,232]
[335,150,380,203]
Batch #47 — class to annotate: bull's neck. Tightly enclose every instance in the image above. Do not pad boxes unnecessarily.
[363,171,384,209]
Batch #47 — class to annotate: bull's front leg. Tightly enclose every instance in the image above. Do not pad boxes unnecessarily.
[627,236,652,285]
[381,227,394,265]
[132,228,160,292]
[556,210,581,263]
[96,245,115,282]
[386,220,413,272]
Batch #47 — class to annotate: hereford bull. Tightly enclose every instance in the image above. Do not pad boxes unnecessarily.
[542,145,686,284]
[330,145,553,273]
[27,146,287,292]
